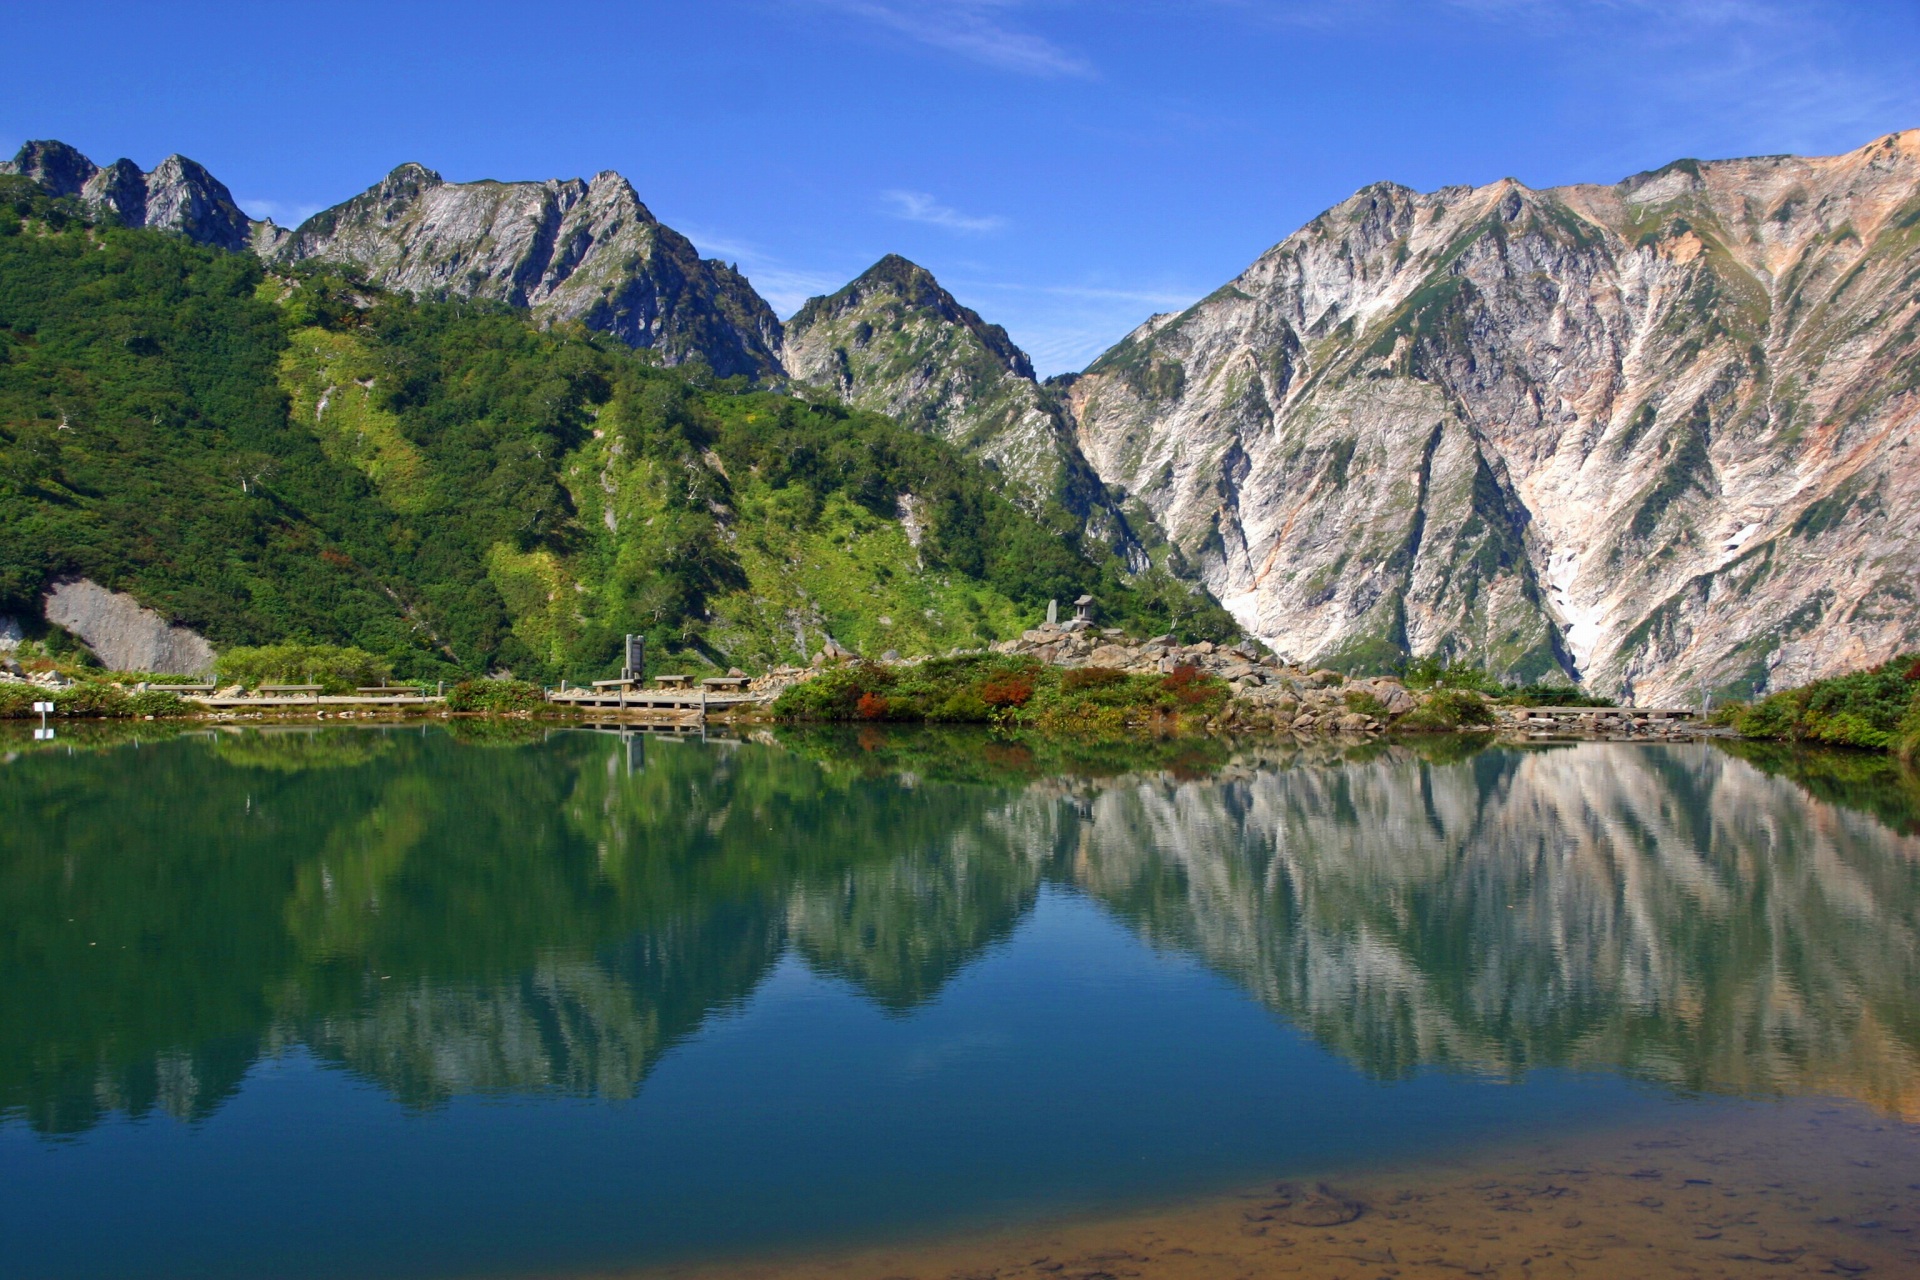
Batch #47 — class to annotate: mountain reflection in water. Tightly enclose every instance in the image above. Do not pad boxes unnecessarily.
[3,727,1917,1137]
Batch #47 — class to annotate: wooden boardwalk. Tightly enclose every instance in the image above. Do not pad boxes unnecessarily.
[546,687,757,727]
[178,682,765,725]
[1511,706,1696,722]
[189,693,443,708]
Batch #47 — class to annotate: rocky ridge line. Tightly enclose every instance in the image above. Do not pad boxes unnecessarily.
[1066,130,1920,705]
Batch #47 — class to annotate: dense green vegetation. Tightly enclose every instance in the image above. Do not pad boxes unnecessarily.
[1730,654,1920,760]
[0,681,187,718]
[1397,654,1615,706]
[772,654,1231,732]
[215,642,392,693]
[0,181,1228,687]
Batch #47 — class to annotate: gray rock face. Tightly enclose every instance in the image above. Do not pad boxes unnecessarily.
[784,255,1143,562]
[2,140,258,251]
[42,579,217,676]
[271,164,784,380]
[1068,131,1920,703]
[0,615,21,651]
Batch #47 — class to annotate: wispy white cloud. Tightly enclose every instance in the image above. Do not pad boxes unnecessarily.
[240,197,324,226]
[882,189,1009,233]
[810,0,1094,77]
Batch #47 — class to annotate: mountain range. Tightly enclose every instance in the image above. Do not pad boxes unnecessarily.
[6,132,1918,699]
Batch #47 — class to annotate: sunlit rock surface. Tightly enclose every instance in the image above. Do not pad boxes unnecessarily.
[1068,132,1920,702]
[270,164,784,380]
[40,577,216,675]
[2,140,256,251]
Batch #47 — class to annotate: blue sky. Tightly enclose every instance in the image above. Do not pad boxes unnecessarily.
[6,1,1917,374]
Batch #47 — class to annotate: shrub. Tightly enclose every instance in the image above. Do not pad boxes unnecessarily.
[0,683,190,719]
[855,692,891,720]
[217,644,392,694]
[1344,690,1390,719]
[1162,665,1219,707]
[1500,684,1614,708]
[930,689,991,721]
[53,684,131,717]
[1900,698,1920,765]
[1401,689,1495,731]
[124,690,190,717]
[1062,666,1126,692]
[979,671,1035,708]
[445,679,545,713]
[1732,656,1917,750]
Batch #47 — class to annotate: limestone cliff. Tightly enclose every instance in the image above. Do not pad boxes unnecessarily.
[271,164,784,380]
[1068,132,1920,703]
[784,256,1143,562]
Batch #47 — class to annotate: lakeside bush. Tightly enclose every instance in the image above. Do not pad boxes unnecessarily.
[772,656,1229,731]
[445,679,545,713]
[216,644,392,694]
[0,683,189,718]
[1398,689,1495,732]
[1733,656,1919,753]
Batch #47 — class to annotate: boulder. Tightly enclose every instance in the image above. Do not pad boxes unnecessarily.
[0,615,21,651]
[1087,644,1133,667]
[41,579,216,676]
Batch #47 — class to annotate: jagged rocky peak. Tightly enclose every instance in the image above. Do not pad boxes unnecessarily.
[787,253,1037,386]
[271,163,783,380]
[785,254,1144,564]
[1068,130,1920,703]
[2,139,259,251]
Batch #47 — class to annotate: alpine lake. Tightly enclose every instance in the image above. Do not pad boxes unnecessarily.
[5,722,1920,1280]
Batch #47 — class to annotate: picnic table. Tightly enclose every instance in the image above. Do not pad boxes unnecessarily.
[652,674,692,688]
[701,676,751,691]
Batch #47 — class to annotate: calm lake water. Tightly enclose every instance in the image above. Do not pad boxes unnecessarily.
[4,726,1919,1279]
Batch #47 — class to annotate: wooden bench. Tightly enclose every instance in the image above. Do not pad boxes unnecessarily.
[259,684,323,696]
[652,674,691,688]
[591,677,640,690]
[357,686,416,695]
[701,676,751,691]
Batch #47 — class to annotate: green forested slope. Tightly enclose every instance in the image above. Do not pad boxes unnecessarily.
[0,180,1229,681]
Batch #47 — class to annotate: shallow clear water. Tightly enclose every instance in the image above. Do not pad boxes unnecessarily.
[3,727,1918,1279]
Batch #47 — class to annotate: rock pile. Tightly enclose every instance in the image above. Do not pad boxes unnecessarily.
[990,623,1417,735]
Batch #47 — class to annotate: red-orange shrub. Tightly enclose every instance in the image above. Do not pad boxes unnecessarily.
[1162,664,1215,706]
[855,692,890,720]
[979,672,1035,708]
[1063,666,1126,691]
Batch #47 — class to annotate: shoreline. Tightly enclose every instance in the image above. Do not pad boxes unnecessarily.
[613,1096,1920,1280]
